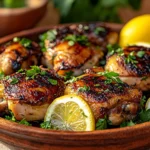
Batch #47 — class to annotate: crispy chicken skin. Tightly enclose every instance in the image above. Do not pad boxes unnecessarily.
[0,40,41,75]
[105,45,150,91]
[65,69,142,125]
[1,67,64,121]
[41,23,118,77]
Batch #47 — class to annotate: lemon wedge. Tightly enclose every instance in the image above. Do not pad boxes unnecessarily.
[145,98,150,110]
[119,14,150,47]
[44,94,95,131]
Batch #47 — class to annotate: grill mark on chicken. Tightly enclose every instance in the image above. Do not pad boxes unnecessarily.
[0,41,42,75]
[2,69,64,105]
[65,73,142,125]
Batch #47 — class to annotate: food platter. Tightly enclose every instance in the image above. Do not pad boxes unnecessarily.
[0,23,150,150]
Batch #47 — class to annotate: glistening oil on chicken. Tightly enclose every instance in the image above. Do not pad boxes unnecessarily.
[0,23,149,130]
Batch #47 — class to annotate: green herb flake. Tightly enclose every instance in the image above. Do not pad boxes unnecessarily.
[10,78,19,85]
[0,71,5,80]
[5,111,16,122]
[40,121,52,129]
[19,119,31,126]
[78,85,90,92]
[48,78,58,85]
[96,117,107,130]
[125,51,138,65]
[107,44,122,56]
[20,38,32,48]
[26,66,41,79]
[94,27,105,35]
[140,96,147,108]
[98,71,123,84]
[139,109,150,122]
[64,35,90,46]
[120,120,135,127]
[136,50,145,58]
[64,71,74,80]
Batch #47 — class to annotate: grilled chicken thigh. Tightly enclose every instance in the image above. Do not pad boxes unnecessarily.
[105,45,150,91]
[0,38,41,75]
[65,68,142,125]
[41,24,118,77]
[0,67,64,121]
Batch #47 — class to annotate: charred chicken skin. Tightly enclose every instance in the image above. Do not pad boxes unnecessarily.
[65,68,142,125]
[0,67,64,121]
[0,38,42,75]
[105,45,150,91]
[41,24,118,77]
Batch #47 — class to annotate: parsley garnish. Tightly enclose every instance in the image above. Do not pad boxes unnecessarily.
[94,27,105,35]
[39,29,57,52]
[97,71,123,84]
[141,76,148,81]
[125,51,138,65]
[120,120,135,127]
[64,35,90,46]
[5,111,16,122]
[96,117,107,130]
[64,71,74,80]
[10,78,19,84]
[78,85,90,92]
[136,50,145,58]
[107,44,122,56]
[26,66,41,79]
[0,71,5,80]
[139,109,150,122]
[20,38,32,48]
[19,119,31,126]
[40,121,52,129]
[48,78,58,85]
[140,96,147,108]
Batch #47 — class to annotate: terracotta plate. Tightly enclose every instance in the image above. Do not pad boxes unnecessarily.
[0,23,150,150]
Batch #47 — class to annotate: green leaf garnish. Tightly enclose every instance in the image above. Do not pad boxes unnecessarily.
[48,78,58,85]
[94,27,105,35]
[10,78,19,84]
[96,117,107,130]
[107,44,123,56]
[64,71,74,80]
[26,66,41,79]
[139,109,150,122]
[140,96,147,108]
[120,120,135,127]
[20,38,32,48]
[78,85,90,92]
[19,119,32,126]
[125,51,138,65]
[64,35,90,46]
[0,71,5,80]
[136,50,145,58]
[40,121,52,129]
[97,71,123,84]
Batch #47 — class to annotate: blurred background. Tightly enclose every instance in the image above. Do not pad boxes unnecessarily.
[0,0,149,37]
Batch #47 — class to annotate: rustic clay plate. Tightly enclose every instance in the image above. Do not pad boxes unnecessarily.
[0,23,150,150]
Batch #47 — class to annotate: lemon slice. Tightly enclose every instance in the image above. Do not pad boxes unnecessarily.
[119,14,150,47]
[44,94,95,131]
[145,98,150,110]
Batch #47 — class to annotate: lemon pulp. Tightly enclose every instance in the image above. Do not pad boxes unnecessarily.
[44,94,95,131]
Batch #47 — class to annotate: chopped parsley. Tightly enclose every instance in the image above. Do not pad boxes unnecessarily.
[107,44,122,56]
[64,35,90,46]
[64,71,74,80]
[0,71,5,80]
[19,119,32,126]
[39,29,57,52]
[139,109,150,122]
[5,111,16,122]
[10,78,19,84]
[40,121,52,129]
[97,71,123,84]
[26,66,41,79]
[96,117,107,130]
[136,50,145,58]
[48,78,58,85]
[20,38,32,48]
[78,85,90,92]
[140,96,147,108]
[13,37,32,48]
[125,51,138,65]
[120,120,135,127]
[94,27,106,35]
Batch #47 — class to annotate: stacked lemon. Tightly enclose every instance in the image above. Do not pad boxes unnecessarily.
[119,14,150,47]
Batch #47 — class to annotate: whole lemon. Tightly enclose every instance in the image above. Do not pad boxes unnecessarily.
[119,14,150,47]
